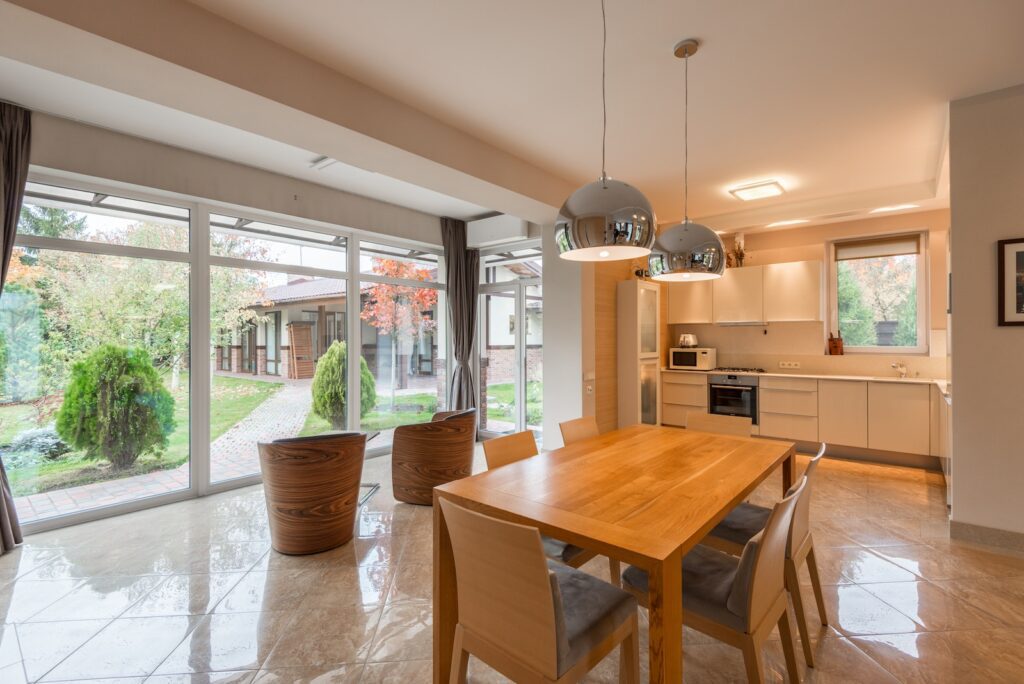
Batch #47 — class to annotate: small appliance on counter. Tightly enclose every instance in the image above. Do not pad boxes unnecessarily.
[668,347,716,371]
[678,333,699,348]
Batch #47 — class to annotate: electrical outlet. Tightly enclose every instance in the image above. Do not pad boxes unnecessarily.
[779,361,801,369]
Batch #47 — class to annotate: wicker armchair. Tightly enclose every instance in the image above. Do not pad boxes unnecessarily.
[391,409,477,505]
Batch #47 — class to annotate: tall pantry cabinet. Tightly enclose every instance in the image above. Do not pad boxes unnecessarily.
[617,279,660,428]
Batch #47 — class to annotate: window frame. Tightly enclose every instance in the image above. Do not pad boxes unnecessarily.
[827,230,930,355]
[12,169,455,532]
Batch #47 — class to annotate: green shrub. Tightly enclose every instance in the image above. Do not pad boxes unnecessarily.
[311,340,376,429]
[55,345,175,470]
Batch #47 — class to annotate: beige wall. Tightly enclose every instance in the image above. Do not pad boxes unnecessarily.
[30,114,442,244]
[949,83,1024,536]
[662,210,951,379]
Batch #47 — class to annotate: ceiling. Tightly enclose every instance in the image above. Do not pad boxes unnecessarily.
[0,57,493,221]
[180,0,1024,228]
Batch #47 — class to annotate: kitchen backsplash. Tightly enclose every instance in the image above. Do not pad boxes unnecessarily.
[668,322,947,378]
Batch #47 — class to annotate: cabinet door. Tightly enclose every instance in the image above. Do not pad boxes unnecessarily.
[763,261,823,322]
[868,382,930,454]
[667,280,714,324]
[712,266,764,323]
[818,380,868,448]
[640,359,658,425]
[638,283,659,356]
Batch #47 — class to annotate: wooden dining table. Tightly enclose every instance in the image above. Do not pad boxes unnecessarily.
[432,424,797,683]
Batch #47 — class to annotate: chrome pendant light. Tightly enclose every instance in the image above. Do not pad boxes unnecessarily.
[555,0,656,262]
[649,39,725,281]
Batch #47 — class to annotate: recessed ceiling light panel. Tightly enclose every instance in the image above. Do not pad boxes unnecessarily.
[766,219,809,228]
[729,180,785,201]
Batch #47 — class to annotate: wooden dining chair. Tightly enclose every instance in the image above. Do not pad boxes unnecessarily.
[621,478,808,684]
[439,498,640,684]
[558,416,600,445]
[482,430,623,587]
[705,443,829,668]
[685,411,753,437]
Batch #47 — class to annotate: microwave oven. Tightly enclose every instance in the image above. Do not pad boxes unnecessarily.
[668,347,717,371]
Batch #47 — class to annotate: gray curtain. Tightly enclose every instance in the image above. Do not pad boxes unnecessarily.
[441,217,479,410]
[0,103,30,554]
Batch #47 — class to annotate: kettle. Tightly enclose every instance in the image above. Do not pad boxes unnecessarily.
[678,333,699,348]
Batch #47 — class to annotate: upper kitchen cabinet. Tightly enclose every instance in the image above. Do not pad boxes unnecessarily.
[763,261,823,321]
[713,265,765,323]
[667,280,714,324]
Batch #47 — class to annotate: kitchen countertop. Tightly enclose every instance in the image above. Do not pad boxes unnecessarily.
[663,367,951,397]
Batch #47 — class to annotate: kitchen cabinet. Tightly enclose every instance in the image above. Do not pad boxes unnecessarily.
[667,280,714,324]
[763,261,823,321]
[868,382,930,454]
[818,380,868,448]
[660,372,707,427]
[618,280,660,428]
[759,376,818,442]
[713,265,764,323]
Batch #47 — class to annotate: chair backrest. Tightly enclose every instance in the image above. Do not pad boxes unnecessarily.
[788,443,826,557]
[559,416,600,445]
[483,430,539,470]
[730,477,806,631]
[685,412,752,437]
[439,498,561,680]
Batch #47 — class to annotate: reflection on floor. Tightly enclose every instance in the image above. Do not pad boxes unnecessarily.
[2,449,1024,682]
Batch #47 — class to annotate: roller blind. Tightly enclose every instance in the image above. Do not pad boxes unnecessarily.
[835,234,921,261]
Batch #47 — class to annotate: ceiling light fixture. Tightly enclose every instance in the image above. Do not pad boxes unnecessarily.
[869,203,919,214]
[649,39,725,282]
[766,219,809,228]
[729,180,785,201]
[555,0,656,262]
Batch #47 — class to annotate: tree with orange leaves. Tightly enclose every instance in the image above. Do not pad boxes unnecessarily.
[359,258,438,409]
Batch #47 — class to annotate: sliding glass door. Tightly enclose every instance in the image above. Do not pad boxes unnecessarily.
[478,245,543,441]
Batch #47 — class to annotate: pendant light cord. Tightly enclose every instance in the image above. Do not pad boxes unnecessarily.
[683,49,689,222]
[600,0,608,187]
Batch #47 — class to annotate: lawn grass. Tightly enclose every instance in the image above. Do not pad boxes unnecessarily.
[484,381,542,423]
[299,391,438,436]
[2,373,283,497]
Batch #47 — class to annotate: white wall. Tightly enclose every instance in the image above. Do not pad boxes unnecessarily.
[30,114,443,245]
[950,83,1024,537]
[541,226,583,448]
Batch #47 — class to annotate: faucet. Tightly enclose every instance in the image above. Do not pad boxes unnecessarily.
[891,361,908,379]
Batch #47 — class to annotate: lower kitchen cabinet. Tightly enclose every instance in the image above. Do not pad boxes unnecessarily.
[759,376,818,442]
[868,382,930,455]
[818,380,868,448]
[661,372,707,427]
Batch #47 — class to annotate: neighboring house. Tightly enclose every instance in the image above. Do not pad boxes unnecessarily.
[214,276,439,384]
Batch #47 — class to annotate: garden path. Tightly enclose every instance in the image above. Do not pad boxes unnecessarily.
[15,380,314,525]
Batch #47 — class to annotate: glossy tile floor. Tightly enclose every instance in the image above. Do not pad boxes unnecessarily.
[2,449,1024,683]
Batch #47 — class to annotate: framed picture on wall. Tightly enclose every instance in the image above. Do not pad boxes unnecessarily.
[998,238,1024,326]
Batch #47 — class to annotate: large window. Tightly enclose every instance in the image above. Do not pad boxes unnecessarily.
[2,185,191,524]
[830,233,928,353]
[0,176,455,530]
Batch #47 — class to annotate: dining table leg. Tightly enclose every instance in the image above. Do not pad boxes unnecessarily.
[647,550,683,683]
[782,447,796,494]
[433,496,458,684]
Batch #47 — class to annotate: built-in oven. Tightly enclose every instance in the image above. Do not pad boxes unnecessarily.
[708,373,759,425]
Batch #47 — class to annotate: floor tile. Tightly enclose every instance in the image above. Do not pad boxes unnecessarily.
[16,619,112,681]
[367,601,432,662]
[41,616,198,681]
[145,671,257,683]
[858,580,1002,631]
[931,575,1024,626]
[213,570,317,614]
[262,604,381,668]
[153,611,293,674]
[821,584,921,636]
[386,563,431,604]
[359,660,430,683]
[0,578,82,623]
[28,576,165,622]
[124,573,245,618]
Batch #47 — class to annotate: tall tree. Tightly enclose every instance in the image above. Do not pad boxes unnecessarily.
[17,206,87,264]
[359,259,438,409]
[836,262,877,346]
